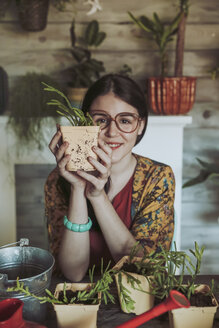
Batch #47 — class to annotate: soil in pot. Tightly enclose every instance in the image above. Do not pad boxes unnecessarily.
[120,262,154,276]
[179,291,214,307]
[57,289,98,305]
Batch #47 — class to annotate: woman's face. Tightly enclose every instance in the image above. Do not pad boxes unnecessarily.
[89,92,145,164]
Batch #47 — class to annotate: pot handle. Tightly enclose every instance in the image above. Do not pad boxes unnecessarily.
[0,238,29,249]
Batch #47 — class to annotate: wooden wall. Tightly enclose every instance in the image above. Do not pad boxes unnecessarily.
[1,0,219,273]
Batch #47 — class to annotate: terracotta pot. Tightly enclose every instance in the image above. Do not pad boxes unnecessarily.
[60,125,100,171]
[169,284,218,328]
[67,87,88,107]
[113,256,154,315]
[147,77,196,115]
[0,298,46,328]
[53,283,101,328]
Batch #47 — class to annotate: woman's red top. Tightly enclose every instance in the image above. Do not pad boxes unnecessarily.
[89,174,134,267]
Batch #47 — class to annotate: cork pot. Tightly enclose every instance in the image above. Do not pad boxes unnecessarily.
[169,284,218,328]
[53,283,101,328]
[60,125,100,171]
[147,77,196,115]
[113,256,154,315]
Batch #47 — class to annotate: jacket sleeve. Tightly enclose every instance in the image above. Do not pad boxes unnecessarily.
[131,164,175,254]
[44,168,68,275]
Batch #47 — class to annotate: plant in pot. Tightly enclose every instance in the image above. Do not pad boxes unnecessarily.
[7,260,115,328]
[147,242,218,328]
[42,82,100,171]
[7,72,63,155]
[64,19,106,107]
[112,243,175,315]
[128,0,197,115]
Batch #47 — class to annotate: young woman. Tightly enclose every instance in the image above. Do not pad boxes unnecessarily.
[45,74,175,282]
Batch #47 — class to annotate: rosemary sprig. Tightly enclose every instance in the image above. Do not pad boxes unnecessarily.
[42,82,94,126]
[7,259,115,306]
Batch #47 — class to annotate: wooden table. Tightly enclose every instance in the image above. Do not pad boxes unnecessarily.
[43,275,219,328]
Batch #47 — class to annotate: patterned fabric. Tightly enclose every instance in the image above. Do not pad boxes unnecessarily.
[44,154,175,275]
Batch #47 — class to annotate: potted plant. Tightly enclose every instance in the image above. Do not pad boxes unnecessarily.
[0,0,77,32]
[7,260,115,328]
[113,256,154,315]
[112,243,168,315]
[128,0,197,115]
[147,242,218,328]
[7,72,63,154]
[64,19,106,107]
[42,82,100,171]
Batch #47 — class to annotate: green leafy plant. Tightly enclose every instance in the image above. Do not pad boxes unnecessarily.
[7,73,63,152]
[65,19,106,88]
[183,158,219,188]
[115,242,216,305]
[42,82,94,126]
[128,10,182,76]
[7,259,115,305]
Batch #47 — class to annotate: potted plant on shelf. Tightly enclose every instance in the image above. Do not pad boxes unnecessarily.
[64,19,106,107]
[7,260,115,328]
[128,0,197,115]
[42,82,100,171]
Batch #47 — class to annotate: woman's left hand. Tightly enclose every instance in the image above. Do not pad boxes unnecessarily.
[76,139,112,198]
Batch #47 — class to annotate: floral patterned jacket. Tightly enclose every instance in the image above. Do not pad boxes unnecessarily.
[45,154,175,274]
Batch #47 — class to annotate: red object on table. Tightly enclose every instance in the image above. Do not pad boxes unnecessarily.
[116,290,190,328]
[0,298,47,328]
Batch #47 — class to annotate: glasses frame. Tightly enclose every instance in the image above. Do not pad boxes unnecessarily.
[90,111,142,133]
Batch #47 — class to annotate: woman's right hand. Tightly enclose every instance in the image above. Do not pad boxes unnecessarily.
[49,129,86,189]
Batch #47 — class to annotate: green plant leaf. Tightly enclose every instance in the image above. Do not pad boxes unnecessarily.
[182,170,211,188]
[128,11,154,33]
[197,158,219,173]
[85,20,99,46]
[94,31,106,47]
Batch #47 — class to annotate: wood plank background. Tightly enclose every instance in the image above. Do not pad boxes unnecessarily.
[1,0,219,273]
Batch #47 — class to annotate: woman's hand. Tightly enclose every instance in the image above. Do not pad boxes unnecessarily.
[77,139,112,198]
[49,128,86,189]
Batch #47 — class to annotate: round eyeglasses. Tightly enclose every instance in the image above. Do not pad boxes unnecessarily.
[90,112,141,133]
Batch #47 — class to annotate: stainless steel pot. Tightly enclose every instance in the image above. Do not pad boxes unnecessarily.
[0,238,55,323]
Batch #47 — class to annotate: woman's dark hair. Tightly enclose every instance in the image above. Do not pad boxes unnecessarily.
[82,74,148,145]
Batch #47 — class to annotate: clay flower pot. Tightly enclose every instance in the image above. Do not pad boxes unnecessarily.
[53,283,101,328]
[113,256,154,315]
[60,125,100,171]
[169,284,218,328]
[148,77,196,115]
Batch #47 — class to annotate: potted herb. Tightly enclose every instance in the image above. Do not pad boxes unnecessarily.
[128,0,197,115]
[112,243,159,315]
[64,19,106,107]
[7,260,115,328]
[43,82,100,171]
[147,242,218,328]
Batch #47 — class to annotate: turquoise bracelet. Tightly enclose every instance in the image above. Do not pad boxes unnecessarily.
[63,216,92,232]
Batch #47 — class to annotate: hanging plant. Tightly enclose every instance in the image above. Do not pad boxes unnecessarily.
[7,73,63,153]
